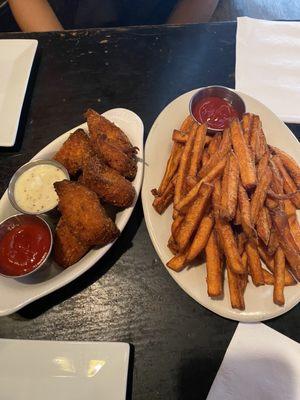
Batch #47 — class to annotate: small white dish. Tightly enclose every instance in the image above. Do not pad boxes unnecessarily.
[0,39,38,147]
[0,339,130,400]
[142,88,300,322]
[0,108,144,316]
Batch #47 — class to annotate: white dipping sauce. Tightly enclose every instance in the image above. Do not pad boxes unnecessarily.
[14,164,67,213]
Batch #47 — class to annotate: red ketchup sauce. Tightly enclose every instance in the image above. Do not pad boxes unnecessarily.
[0,220,51,276]
[192,96,238,130]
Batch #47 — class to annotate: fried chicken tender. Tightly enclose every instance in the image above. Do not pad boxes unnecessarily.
[85,108,138,180]
[54,129,93,175]
[81,155,135,208]
[54,218,90,268]
[85,108,134,153]
[54,180,119,246]
[93,136,137,180]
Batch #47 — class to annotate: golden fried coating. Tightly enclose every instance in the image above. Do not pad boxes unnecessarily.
[85,108,134,153]
[93,137,137,180]
[81,155,135,208]
[53,129,93,175]
[54,218,90,268]
[54,180,119,246]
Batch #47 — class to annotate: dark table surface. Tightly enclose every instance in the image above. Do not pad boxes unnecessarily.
[0,22,299,400]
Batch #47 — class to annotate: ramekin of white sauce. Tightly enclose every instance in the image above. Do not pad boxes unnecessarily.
[8,160,69,214]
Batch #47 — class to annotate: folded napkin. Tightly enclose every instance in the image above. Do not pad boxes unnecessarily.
[207,323,300,400]
[235,17,300,123]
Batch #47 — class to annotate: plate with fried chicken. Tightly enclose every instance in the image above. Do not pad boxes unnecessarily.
[0,108,143,316]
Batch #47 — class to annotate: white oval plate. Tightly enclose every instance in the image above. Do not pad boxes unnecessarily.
[142,89,300,322]
[0,108,144,316]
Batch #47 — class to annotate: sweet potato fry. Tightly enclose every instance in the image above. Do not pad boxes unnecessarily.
[265,197,279,211]
[215,218,246,274]
[230,118,257,190]
[171,214,184,238]
[175,157,226,212]
[205,230,223,297]
[172,129,188,143]
[257,152,270,181]
[237,231,247,255]
[284,198,296,218]
[234,206,242,225]
[238,184,256,238]
[167,253,187,272]
[245,239,265,286]
[227,267,245,310]
[272,155,300,208]
[268,229,279,256]
[202,148,210,166]
[271,209,300,280]
[250,166,272,225]
[249,115,258,159]
[152,179,175,214]
[267,189,300,201]
[273,247,285,305]
[257,242,295,286]
[258,244,274,270]
[158,142,183,195]
[188,124,207,178]
[174,123,197,207]
[180,115,194,132]
[263,269,274,285]
[240,251,249,289]
[271,146,300,188]
[212,178,222,217]
[219,156,229,215]
[238,252,249,294]
[198,128,231,178]
[241,113,253,145]
[207,132,222,156]
[284,200,300,249]
[220,152,239,220]
[254,115,268,161]
[257,207,271,246]
[176,183,213,252]
[186,213,214,262]
[186,176,197,191]
[168,236,179,255]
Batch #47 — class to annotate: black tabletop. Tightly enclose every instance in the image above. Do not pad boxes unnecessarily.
[0,22,299,400]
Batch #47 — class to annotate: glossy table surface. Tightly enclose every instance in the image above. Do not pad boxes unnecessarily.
[0,22,299,400]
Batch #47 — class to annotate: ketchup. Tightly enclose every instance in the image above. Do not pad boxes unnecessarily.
[192,96,238,130]
[0,220,51,276]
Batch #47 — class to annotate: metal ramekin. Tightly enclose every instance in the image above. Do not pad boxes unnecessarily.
[0,214,53,278]
[189,86,246,132]
[8,159,69,215]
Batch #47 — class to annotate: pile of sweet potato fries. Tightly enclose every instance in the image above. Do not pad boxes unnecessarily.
[151,114,300,310]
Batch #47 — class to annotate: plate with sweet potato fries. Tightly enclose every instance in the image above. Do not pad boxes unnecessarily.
[142,88,300,322]
[0,108,143,316]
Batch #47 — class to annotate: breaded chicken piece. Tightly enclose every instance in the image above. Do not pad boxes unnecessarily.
[54,129,93,175]
[54,180,119,246]
[81,155,135,208]
[54,218,90,268]
[93,136,137,180]
[85,108,135,153]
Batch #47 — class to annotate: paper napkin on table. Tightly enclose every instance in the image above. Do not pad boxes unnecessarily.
[235,17,300,123]
[206,323,300,400]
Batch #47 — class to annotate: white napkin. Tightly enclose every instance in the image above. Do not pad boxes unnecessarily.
[235,17,300,123]
[207,323,300,400]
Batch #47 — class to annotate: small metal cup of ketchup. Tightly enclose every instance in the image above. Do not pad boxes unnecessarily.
[0,214,53,278]
[189,86,246,131]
